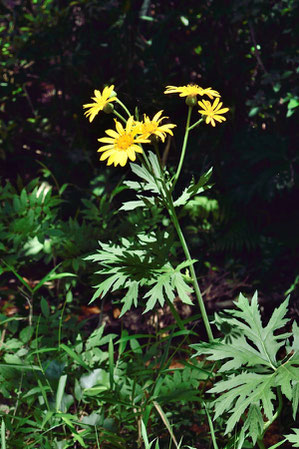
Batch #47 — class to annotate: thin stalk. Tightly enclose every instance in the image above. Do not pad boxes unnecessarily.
[204,403,219,449]
[257,439,266,449]
[58,296,67,348]
[188,117,203,131]
[171,106,193,191]
[144,144,213,341]
[263,386,283,433]
[167,199,213,341]
[115,97,131,117]
[113,110,127,123]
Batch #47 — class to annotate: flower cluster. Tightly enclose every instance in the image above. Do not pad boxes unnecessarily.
[83,82,229,167]
[164,83,229,127]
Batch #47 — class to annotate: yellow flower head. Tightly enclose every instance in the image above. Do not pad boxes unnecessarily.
[164,84,220,99]
[83,85,116,122]
[97,116,150,167]
[198,97,229,127]
[138,110,176,142]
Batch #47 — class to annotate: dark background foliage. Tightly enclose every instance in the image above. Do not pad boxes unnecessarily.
[1,0,298,307]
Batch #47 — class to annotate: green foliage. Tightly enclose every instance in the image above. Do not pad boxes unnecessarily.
[285,429,299,447]
[0,304,211,448]
[0,173,128,277]
[86,231,194,315]
[86,153,214,316]
[1,2,298,447]
[191,292,299,444]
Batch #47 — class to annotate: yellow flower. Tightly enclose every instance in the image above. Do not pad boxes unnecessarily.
[138,110,176,142]
[164,84,220,99]
[97,116,150,167]
[198,97,229,127]
[83,85,116,122]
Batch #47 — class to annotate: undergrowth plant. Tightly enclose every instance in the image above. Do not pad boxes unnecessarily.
[82,83,298,447]
[0,82,298,449]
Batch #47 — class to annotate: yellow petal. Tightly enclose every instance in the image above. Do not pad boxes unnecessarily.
[152,110,163,122]
[98,137,114,143]
[94,90,102,98]
[212,98,220,109]
[105,129,119,138]
[107,155,115,166]
[131,145,143,153]
[126,116,134,133]
[100,150,115,160]
[115,120,124,135]
[127,148,136,161]
[215,108,229,114]
[119,151,128,166]
[97,144,115,152]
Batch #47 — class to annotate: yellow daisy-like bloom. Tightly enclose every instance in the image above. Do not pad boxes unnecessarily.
[198,97,229,127]
[138,110,176,142]
[83,85,116,122]
[164,84,220,99]
[97,116,150,167]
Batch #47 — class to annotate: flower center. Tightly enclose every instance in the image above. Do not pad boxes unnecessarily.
[186,84,203,96]
[143,122,158,134]
[117,134,134,150]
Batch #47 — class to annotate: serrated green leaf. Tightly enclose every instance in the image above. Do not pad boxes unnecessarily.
[174,168,213,208]
[89,273,120,303]
[119,281,139,317]
[230,293,289,366]
[223,373,275,436]
[143,272,172,313]
[130,160,160,194]
[191,292,296,443]
[120,199,150,211]
[245,404,264,444]
[172,271,193,305]
[191,336,267,371]
[285,428,299,447]
[275,362,299,401]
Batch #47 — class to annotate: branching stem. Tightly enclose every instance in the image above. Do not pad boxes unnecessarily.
[151,143,213,341]
[115,97,131,117]
[171,106,193,191]
[113,109,127,123]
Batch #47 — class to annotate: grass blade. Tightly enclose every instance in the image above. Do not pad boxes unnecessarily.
[1,419,6,449]
[56,374,67,411]
[60,343,90,371]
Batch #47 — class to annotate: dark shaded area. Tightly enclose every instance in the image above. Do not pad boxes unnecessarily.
[1,0,298,309]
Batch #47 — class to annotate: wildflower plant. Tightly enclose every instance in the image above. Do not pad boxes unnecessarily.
[83,84,298,448]
[83,82,227,340]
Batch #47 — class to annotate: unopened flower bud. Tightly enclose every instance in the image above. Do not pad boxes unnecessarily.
[103,103,114,114]
[185,95,198,107]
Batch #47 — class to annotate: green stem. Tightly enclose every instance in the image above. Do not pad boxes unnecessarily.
[263,386,283,434]
[171,106,193,191]
[153,142,163,167]
[113,109,127,123]
[167,199,213,341]
[188,117,203,131]
[204,403,219,449]
[139,143,213,341]
[58,296,67,348]
[115,97,131,117]
[257,439,266,449]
